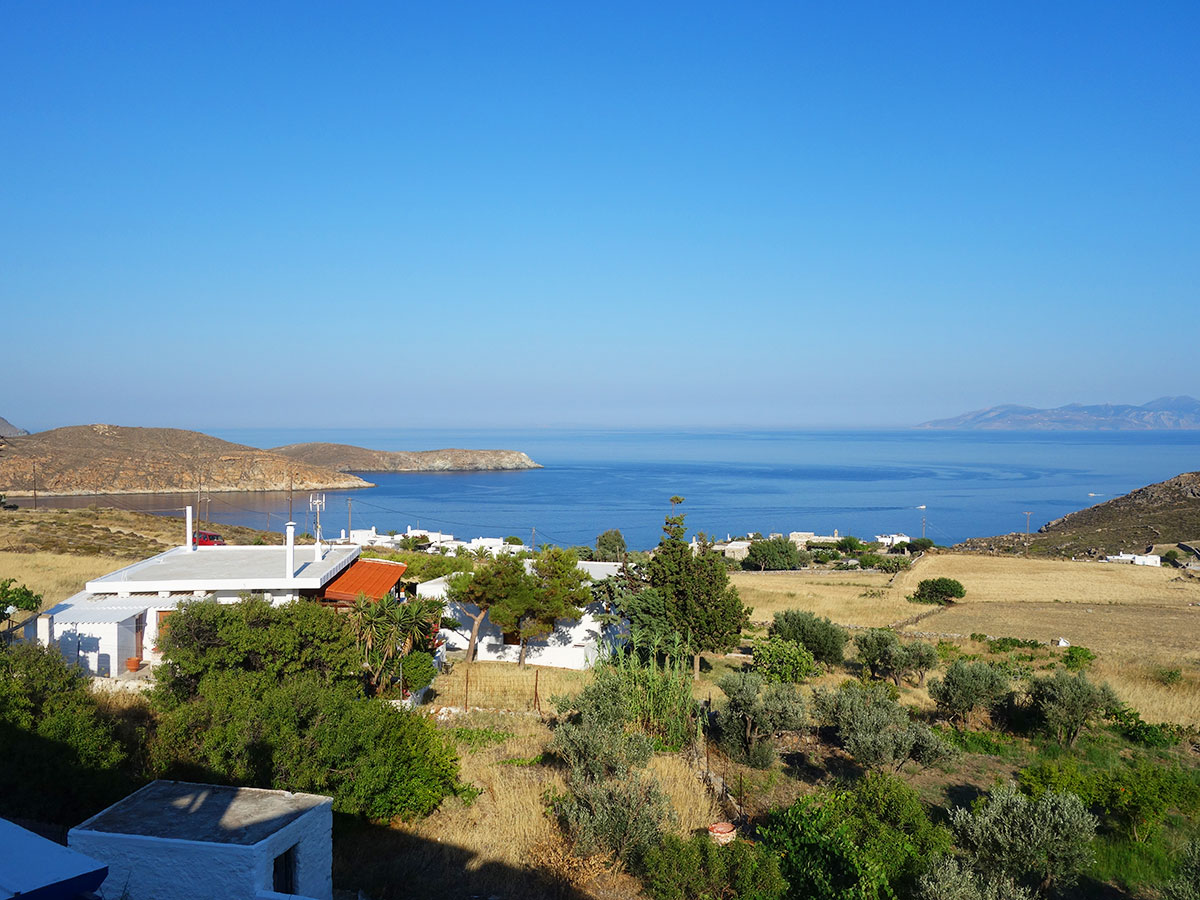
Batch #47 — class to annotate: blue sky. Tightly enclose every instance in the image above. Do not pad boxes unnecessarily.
[3,2,1197,432]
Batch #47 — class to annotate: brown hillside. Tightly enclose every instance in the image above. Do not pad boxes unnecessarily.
[955,471,1200,557]
[0,425,372,496]
[271,442,542,472]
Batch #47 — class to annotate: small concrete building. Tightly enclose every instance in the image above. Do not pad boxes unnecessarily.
[69,781,333,900]
[874,533,911,548]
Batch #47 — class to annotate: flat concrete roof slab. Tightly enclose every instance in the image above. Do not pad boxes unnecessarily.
[73,781,330,846]
[86,544,358,593]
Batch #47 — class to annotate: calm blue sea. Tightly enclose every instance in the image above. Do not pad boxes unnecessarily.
[42,428,1200,551]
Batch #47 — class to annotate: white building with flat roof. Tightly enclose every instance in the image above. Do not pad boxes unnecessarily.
[36,513,360,678]
[69,780,332,900]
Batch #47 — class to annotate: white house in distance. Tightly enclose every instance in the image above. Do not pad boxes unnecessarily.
[35,510,364,677]
[874,533,912,548]
[1104,552,1162,567]
[420,560,625,669]
[69,780,333,900]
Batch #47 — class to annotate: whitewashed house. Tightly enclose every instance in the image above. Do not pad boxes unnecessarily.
[420,560,626,669]
[69,781,332,900]
[874,533,912,548]
[36,511,360,677]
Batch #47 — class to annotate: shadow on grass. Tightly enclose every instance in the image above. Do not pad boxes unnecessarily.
[333,814,600,900]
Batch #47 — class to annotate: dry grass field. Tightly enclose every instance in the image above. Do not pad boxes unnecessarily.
[891,553,1200,606]
[0,550,136,610]
[426,660,595,713]
[333,710,715,900]
[729,569,911,626]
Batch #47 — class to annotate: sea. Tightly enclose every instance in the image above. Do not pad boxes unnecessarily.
[37,428,1200,551]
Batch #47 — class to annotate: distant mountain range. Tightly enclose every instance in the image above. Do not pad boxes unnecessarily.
[0,416,28,437]
[918,396,1200,430]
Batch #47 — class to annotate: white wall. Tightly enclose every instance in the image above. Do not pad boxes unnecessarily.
[69,801,332,900]
[440,602,622,670]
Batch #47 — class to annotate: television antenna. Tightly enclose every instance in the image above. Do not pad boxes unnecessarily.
[309,493,326,543]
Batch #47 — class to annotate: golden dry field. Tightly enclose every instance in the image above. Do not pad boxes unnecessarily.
[891,553,1200,606]
[0,550,136,610]
[333,711,712,900]
[426,660,594,712]
[729,569,910,626]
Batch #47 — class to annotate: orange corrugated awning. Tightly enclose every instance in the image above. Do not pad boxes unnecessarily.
[323,559,409,602]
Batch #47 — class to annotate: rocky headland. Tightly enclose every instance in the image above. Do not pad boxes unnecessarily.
[0,425,372,496]
[270,442,543,472]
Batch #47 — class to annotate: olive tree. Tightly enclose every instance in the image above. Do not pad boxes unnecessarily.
[1029,669,1118,747]
[929,660,1009,727]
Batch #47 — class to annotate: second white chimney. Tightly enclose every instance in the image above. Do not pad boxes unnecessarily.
[285,522,296,579]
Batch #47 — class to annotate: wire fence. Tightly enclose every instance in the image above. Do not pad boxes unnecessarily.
[427,662,593,713]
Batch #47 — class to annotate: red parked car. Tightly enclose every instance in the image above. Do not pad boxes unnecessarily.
[194,530,225,546]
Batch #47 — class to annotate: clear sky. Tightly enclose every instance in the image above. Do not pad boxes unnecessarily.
[3,2,1197,432]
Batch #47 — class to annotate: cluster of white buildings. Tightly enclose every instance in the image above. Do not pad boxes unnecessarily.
[335,524,528,558]
[690,529,911,562]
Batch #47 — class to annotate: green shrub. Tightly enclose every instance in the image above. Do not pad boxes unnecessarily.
[987,636,1041,653]
[1108,705,1180,748]
[917,857,1034,900]
[1164,839,1200,900]
[1153,667,1184,687]
[401,651,437,692]
[1062,645,1096,671]
[854,628,900,680]
[753,637,818,683]
[450,725,513,751]
[928,660,1009,727]
[743,536,809,571]
[1029,669,1118,747]
[151,671,461,820]
[951,781,1096,895]
[643,834,786,900]
[770,610,850,667]
[824,772,952,893]
[553,772,673,869]
[814,680,952,773]
[714,672,806,769]
[758,797,891,900]
[910,578,966,605]
[0,642,130,823]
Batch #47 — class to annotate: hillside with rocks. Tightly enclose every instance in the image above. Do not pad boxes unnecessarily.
[0,416,29,437]
[271,442,542,472]
[955,471,1200,557]
[0,425,372,496]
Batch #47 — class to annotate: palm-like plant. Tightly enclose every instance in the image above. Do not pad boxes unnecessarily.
[347,592,443,694]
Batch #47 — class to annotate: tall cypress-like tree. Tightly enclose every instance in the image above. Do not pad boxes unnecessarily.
[644,505,750,679]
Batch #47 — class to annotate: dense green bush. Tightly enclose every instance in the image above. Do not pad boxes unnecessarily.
[928,660,1009,727]
[1029,669,1117,747]
[883,640,938,687]
[917,857,1034,900]
[153,596,360,704]
[743,536,810,571]
[643,834,787,900]
[815,680,952,773]
[770,610,849,667]
[1061,645,1096,671]
[401,651,437,692]
[824,772,952,893]
[753,637,818,683]
[151,670,461,820]
[714,672,806,768]
[854,628,900,679]
[1108,705,1180,748]
[910,578,966,605]
[950,782,1096,895]
[758,797,891,900]
[0,642,130,823]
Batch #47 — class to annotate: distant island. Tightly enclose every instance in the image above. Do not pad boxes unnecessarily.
[0,424,542,497]
[272,442,541,473]
[0,415,28,438]
[918,395,1200,430]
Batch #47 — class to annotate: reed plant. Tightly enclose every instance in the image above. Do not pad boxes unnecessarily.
[596,633,703,750]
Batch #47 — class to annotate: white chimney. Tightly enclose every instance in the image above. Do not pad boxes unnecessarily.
[285,522,296,579]
[186,505,194,551]
[314,530,323,562]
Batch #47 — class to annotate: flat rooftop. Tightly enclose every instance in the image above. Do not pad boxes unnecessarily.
[85,544,359,593]
[73,781,330,846]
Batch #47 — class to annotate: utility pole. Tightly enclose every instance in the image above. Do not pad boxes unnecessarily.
[31,461,37,510]
[921,516,926,540]
[347,498,352,537]
[1024,511,1033,534]
[531,527,536,552]
[288,471,294,524]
